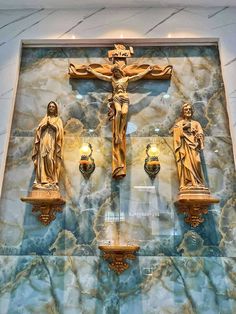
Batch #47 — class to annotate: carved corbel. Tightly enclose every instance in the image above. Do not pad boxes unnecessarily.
[99,245,140,274]
[21,189,65,225]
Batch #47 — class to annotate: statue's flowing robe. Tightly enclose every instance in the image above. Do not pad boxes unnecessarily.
[32,114,64,186]
[173,119,204,189]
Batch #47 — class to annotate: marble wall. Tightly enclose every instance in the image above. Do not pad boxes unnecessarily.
[0,6,236,314]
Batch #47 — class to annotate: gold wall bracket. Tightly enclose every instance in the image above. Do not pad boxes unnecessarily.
[175,202,208,227]
[21,189,65,225]
[99,245,140,274]
[175,188,219,227]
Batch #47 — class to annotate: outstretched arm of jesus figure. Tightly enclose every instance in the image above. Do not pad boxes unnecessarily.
[129,65,153,82]
[87,66,111,81]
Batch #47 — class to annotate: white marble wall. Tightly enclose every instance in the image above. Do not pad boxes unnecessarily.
[0,7,236,193]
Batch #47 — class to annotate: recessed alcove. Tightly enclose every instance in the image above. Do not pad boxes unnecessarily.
[0,38,235,313]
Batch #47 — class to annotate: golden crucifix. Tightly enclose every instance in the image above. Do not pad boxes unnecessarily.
[69,44,172,179]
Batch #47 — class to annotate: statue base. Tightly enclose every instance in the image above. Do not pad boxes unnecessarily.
[174,187,219,227]
[99,245,140,274]
[21,188,65,225]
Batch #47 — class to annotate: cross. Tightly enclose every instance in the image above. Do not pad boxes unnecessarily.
[69,44,172,179]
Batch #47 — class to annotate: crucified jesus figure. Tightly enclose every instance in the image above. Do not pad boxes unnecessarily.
[69,44,172,179]
[87,64,153,145]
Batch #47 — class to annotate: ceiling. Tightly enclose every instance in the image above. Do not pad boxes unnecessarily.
[0,0,236,9]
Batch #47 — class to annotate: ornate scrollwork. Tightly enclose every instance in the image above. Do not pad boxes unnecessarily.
[99,245,140,274]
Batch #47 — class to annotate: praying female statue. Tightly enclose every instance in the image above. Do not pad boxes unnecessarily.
[32,101,64,190]
[172,103,205,190]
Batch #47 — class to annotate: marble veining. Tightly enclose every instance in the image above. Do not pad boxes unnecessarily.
[0,10,58,47]
[58,7,106,39]
[0,9,45,31]
[0,256,235,314]
[145,7,185,35]
[208,6,229,18]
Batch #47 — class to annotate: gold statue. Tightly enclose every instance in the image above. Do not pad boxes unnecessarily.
[172,102,219,227]
[86,64,152,178]
[69,44,172,179]
[21,101,65,225]
[172,103,205,190]
[32,101,64,190]
[87,64,152,144]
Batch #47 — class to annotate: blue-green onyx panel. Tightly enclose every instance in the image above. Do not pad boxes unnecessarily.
[0,256,235,314]
[0,45,235,262]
